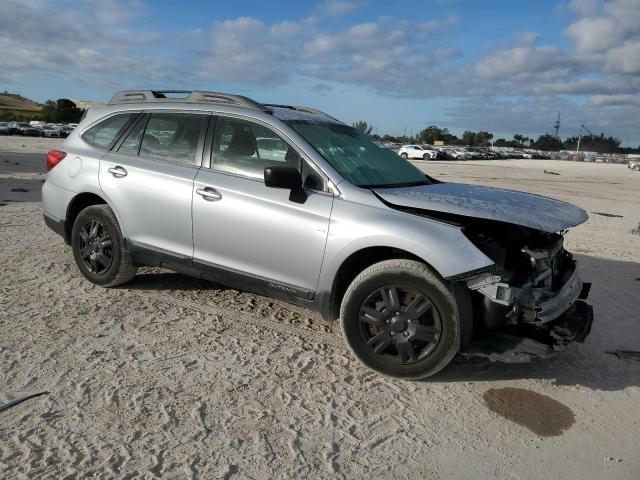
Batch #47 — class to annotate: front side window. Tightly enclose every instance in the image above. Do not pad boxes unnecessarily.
[82,113,136,149]
[138,113,206,165]
[285,120,429,188]
[211,118,302,180]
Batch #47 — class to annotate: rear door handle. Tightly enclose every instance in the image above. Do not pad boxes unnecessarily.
[108,166,127,178]
[196,187,222,201]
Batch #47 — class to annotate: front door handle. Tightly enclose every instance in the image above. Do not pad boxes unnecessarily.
[108,166,127,178]
[196,187,222,201]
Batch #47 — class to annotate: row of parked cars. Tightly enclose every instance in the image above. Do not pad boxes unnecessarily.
[0,121,77,138]
[396,144,552,160]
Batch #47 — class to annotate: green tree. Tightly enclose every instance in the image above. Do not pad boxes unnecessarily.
[512,133,525,147]
[563,133,621,154]
[352,120,374,135]
[462,131,477,146]
[417,125,444,144]
[475,131,494,146]
[531,134,563,151]
[40,99,83,123]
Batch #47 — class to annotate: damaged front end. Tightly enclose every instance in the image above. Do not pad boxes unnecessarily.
[371,181,593,363]
[461,223,593,362]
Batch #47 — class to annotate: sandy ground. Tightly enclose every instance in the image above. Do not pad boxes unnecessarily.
[1,138,639,479]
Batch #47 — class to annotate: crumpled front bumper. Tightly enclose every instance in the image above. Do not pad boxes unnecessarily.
[463,258,594,362]
[528,268,591,323]
[462,299,594,363]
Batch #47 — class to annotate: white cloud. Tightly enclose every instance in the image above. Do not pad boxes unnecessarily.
[316,0,363,16]
[1,0,639,142]
[0,0,175,87]
[202,14,459,94]
[589,93,640,106]
[567,0,601,16]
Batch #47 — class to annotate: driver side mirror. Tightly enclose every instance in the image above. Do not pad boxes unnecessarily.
[264,166,307,203]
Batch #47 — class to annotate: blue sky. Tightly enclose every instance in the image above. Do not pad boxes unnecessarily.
[2,0,639,144]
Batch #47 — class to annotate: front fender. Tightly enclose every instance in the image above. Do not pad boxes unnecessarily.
[318,198,494,294]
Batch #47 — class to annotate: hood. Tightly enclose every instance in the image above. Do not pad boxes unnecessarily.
[374,182,588,233]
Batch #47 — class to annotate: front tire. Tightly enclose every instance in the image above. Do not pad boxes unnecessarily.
[71,205,137,287]
[400,152,408,158]
[340,259,460,379]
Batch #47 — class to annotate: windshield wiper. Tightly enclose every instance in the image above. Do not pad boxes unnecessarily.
[360,180,431,189]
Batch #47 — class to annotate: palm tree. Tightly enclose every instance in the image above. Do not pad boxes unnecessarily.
[352,121,374,135]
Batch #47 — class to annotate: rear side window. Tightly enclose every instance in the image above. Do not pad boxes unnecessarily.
[117,117,146,156]
[82,113,136,149]
[139,113,206,165]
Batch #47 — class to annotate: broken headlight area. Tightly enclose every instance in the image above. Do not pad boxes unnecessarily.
[461,223,593,362]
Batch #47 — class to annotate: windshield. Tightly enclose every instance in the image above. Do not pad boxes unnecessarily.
[285,120,429,188]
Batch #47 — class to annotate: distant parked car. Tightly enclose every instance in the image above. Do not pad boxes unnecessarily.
[0,122,9,135]
[467,148,489,159]
[627,159,640,171]
[12,122,41,136]
[398,145,438,160]
[441,147,471,160]
[484,150,501,159]
[39,125,62,138]
[59,125,75,138]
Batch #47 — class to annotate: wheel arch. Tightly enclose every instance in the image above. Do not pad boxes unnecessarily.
[64,192,109,243]
[321,245,475,348]
[324,246,433,321]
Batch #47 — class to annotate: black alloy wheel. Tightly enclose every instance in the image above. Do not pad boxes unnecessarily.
[78,219,113,275]
[358,285,441,364]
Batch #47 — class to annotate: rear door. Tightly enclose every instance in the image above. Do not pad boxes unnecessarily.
[99,111,209,257]
[192,115,333,298]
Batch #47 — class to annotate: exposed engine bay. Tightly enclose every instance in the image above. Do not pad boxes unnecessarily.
[461,220,593,362]
[374,182,594,363]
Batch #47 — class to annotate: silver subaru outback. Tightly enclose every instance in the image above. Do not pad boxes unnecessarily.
[42,90,593,379]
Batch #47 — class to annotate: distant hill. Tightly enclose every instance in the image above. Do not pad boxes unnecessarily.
[0,93,42,111]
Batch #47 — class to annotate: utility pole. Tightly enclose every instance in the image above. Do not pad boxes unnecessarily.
[576,124,593,154]
[553,112,561,138]
[576,129,581,153]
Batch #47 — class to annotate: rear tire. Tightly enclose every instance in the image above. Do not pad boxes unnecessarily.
[340,259,460,379]
[71,205,137,287]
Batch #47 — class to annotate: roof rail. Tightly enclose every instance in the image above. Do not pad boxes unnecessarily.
[295,106,340,122]
[107,90,270,112]
[262,104,339,122]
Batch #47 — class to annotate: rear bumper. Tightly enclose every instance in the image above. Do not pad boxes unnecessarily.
[44,213,68,242]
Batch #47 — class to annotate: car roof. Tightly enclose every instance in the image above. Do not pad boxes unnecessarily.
[104,89,340,125]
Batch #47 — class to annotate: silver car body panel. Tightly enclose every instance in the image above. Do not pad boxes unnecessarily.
[43,97,588,326]
[192,168,334,292]
[99,149,201,258]
[374,182,588,233]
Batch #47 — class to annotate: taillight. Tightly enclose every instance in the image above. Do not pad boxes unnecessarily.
[47,150,67,171]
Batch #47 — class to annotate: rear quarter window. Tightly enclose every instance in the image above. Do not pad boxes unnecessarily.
[82,113,137,149]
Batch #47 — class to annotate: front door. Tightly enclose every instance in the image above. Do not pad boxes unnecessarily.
[192,116,333,298]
